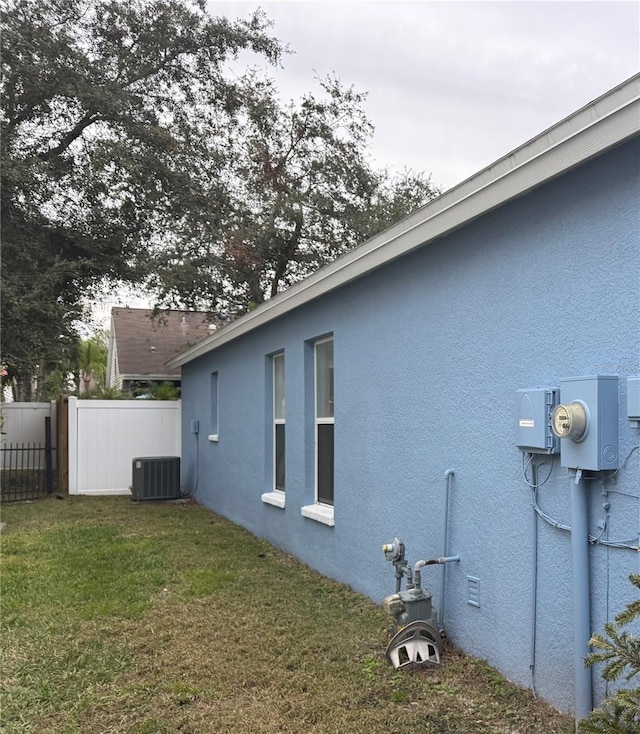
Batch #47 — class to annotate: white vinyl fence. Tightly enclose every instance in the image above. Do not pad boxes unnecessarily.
[0,402,55,446]
[67,397,181,495]
[0,402,56,472]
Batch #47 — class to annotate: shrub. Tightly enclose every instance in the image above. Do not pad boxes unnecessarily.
[578,574,640,733]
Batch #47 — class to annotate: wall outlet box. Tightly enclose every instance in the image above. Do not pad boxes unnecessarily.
[516,388,558,454]
[558,375,618,471]
[627,376,640,426]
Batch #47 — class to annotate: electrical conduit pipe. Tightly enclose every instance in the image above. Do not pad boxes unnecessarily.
[529,458,538,697]
[440,469,455,633]
[571,468,593,722]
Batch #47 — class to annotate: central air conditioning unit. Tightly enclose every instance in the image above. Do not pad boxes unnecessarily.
[131,456,181,501]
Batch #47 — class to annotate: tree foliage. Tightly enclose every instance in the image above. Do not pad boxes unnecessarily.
[150,73,439,314]
[2,0,439,395]
[578,574,640,734]
[77,330,109,394]
[1,0,282,392]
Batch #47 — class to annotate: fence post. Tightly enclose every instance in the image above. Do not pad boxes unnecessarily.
[57,396,69,492]
[68,396,78,494]
[45,417,53,495]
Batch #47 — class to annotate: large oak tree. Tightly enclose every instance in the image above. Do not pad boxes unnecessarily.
[2,0,281,395]
[1,0,438,398]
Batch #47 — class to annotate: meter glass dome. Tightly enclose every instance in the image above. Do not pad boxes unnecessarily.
[551,402,588,441]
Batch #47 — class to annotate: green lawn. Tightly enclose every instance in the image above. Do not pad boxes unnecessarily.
[0,496,573,733]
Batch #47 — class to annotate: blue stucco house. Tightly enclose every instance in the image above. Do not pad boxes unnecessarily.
[169,74,640,719]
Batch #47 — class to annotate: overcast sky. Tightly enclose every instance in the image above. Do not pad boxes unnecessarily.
[95,1,638,318]
[209,0,640,190]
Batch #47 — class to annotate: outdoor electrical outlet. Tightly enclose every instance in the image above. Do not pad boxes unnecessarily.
[191,419,199,434]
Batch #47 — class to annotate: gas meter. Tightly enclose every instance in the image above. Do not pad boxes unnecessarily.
[381,538,442,670]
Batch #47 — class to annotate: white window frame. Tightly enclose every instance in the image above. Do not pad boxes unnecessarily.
[301,336,334,526]
[208,371,219,442]
[273,352,285,492]
[261,352,286,508]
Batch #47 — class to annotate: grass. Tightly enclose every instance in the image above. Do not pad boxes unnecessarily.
[0,496,574,734]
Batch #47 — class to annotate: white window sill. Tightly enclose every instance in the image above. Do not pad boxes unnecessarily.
[301,503,335,526]
[261,490,285,508]
[208,434,219,443]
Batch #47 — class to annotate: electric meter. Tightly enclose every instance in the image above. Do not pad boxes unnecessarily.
[555,376,618,470]
[551,401,588,442]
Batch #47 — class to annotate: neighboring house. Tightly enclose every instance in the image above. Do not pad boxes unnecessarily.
[106,308,214,392]
[168,75,640,719]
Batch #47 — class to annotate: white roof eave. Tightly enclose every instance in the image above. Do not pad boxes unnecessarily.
[168,74,640,369]
[118,373,181,381]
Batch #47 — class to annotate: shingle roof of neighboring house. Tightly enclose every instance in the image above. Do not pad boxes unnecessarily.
[107,308,214,387]
[168,73,640,369]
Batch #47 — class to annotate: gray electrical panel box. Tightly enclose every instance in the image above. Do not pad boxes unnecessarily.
[516,388,558,453]
[628,376,640,427]
[555,376,618,471]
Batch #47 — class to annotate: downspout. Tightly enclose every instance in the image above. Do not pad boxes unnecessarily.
[440,469,455,633]
[570,468,592,722]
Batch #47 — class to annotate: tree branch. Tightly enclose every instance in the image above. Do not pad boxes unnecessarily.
[37,111,100,160]
[270,210,303,297]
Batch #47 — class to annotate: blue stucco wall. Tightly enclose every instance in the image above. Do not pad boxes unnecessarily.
[180,136,640,715]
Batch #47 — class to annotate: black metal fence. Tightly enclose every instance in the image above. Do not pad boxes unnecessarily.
[1,417,56,502]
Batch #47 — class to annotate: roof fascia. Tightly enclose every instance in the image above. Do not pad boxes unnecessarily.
[169,75,640,369]
[119,374,181,381]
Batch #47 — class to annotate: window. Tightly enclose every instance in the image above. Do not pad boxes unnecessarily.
[301,335,334,525]
[315,338,334,506]
[208,371,218,441]
[273,353,285,492]
[261,353,286,509]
